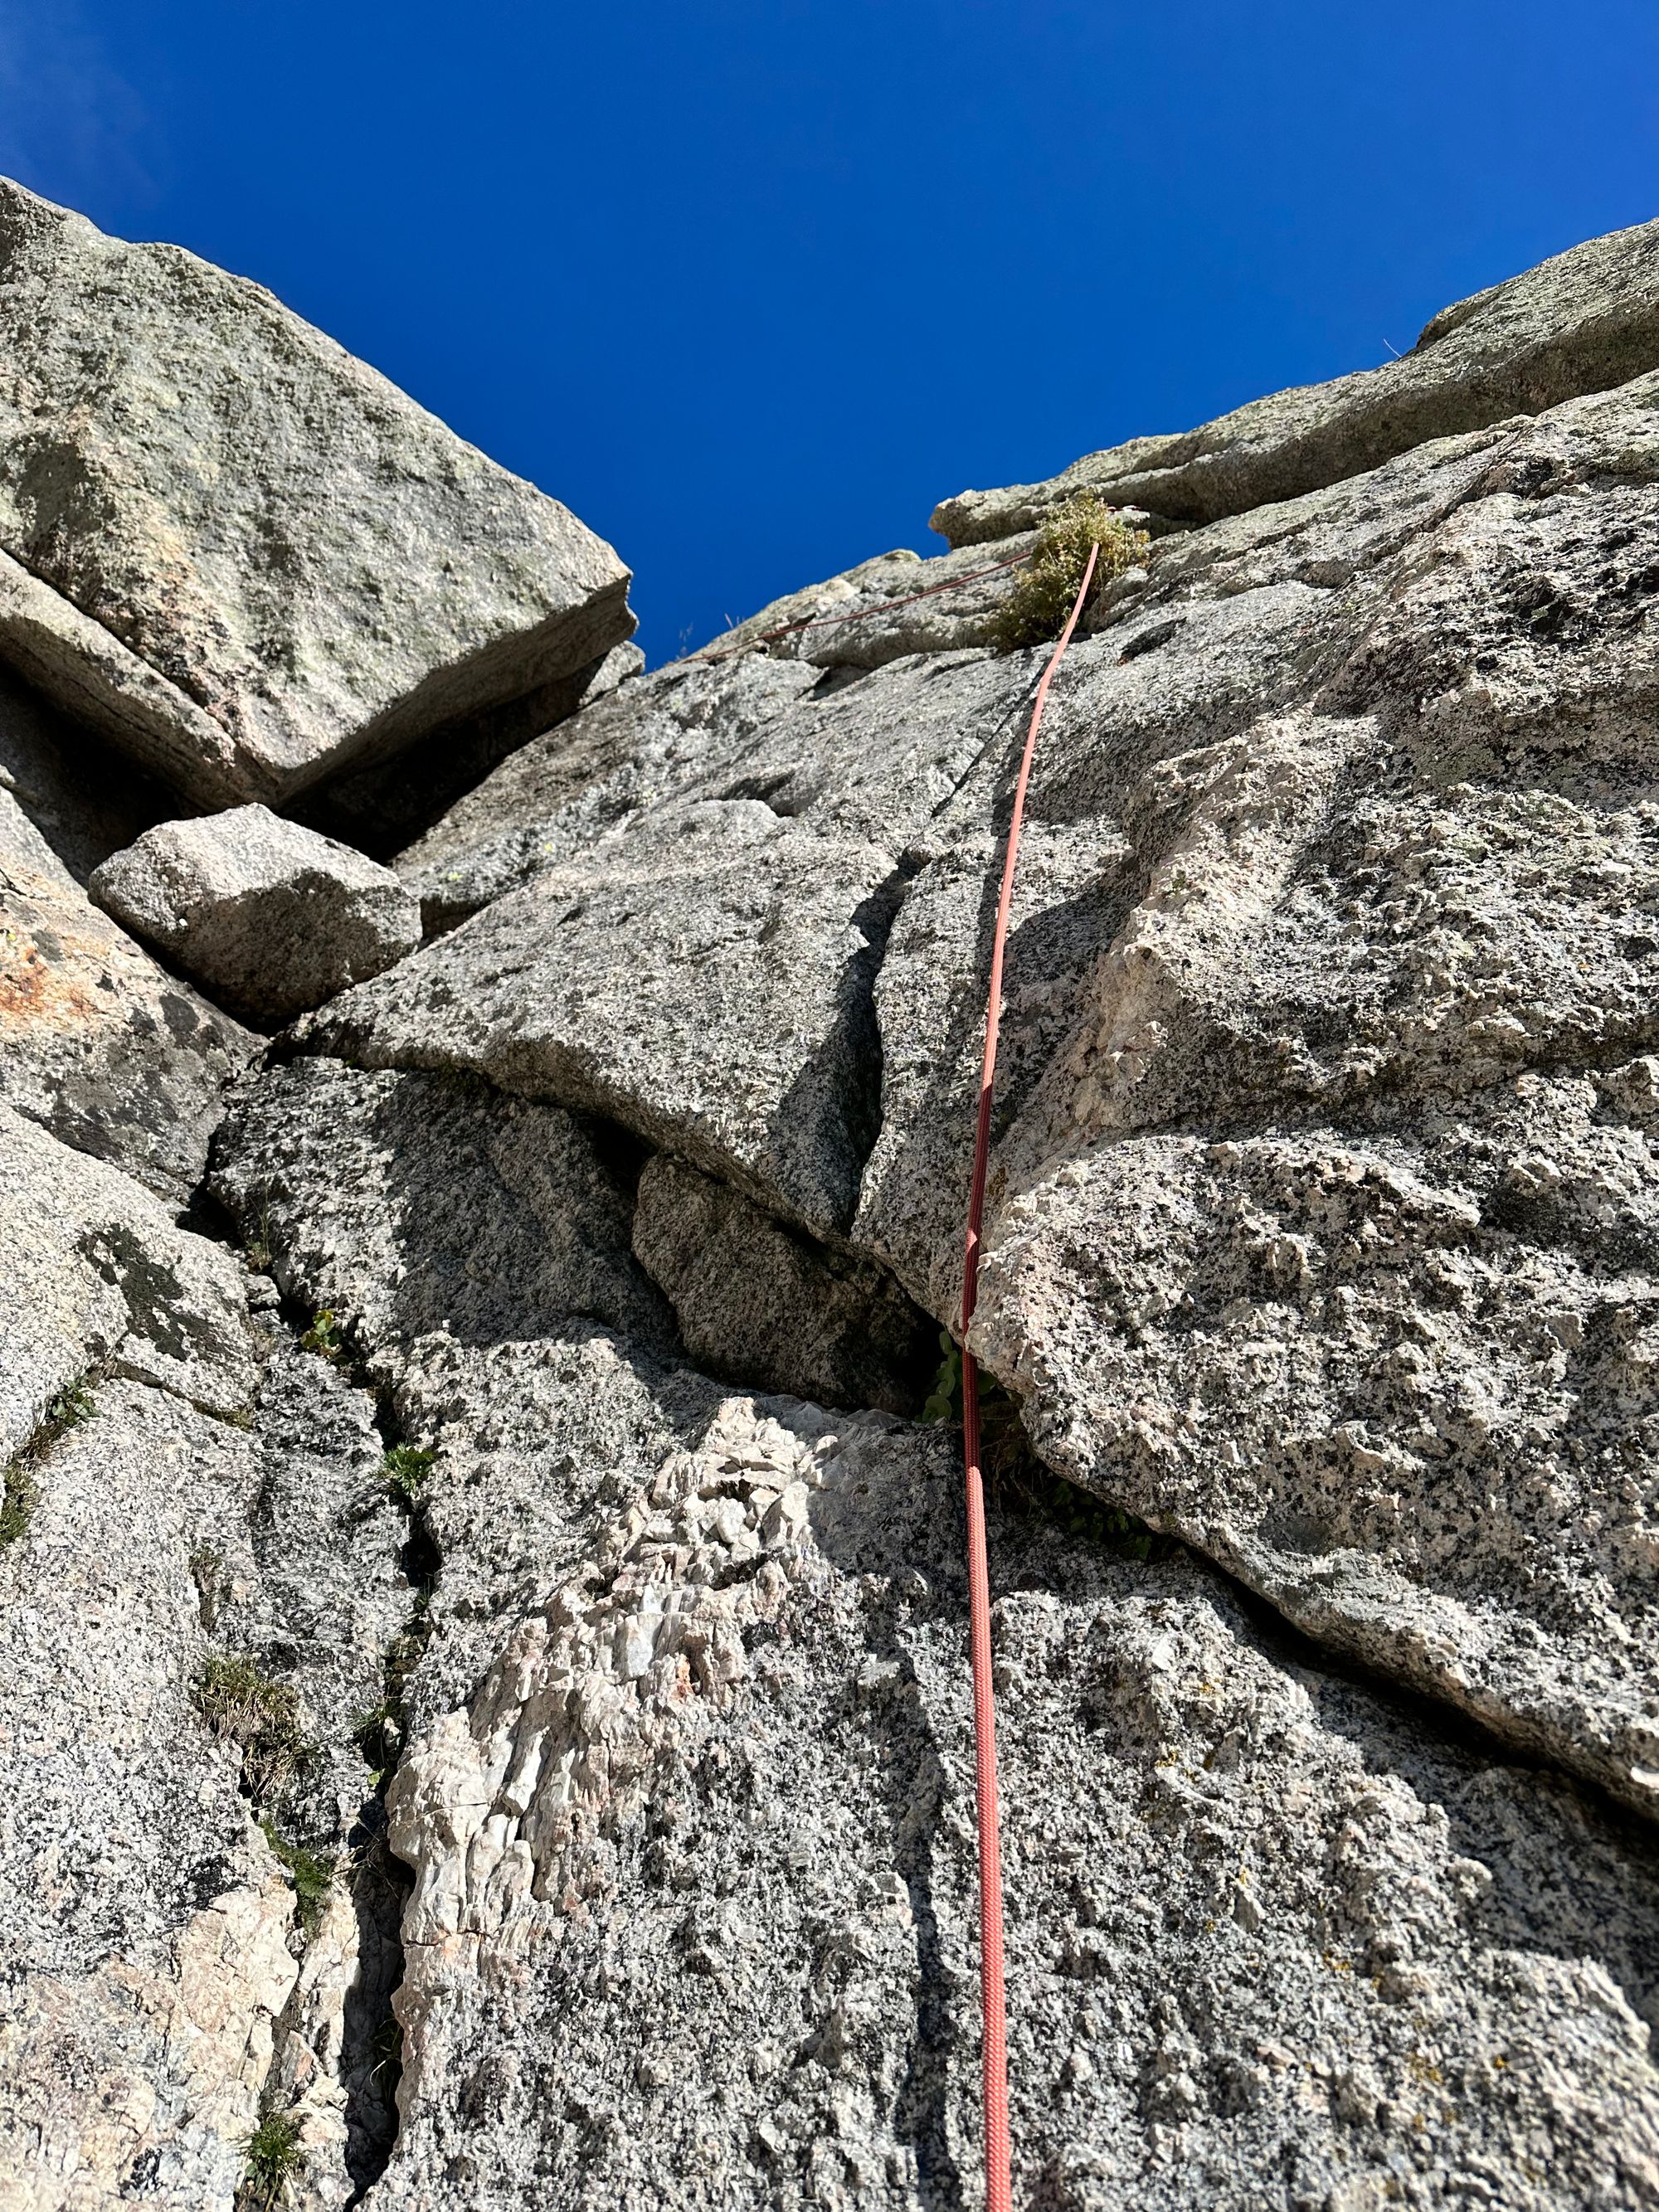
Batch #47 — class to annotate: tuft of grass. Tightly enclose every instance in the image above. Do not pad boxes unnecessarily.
[990,492,1151,652]
[195,1654,311,1802]
[0,1461,36,1546]
[1,1377,100,1548]
[381,1444,435,1505]
[244,1208,274,1276]
[368,2011,404,2084]
[352,1696,405,1777]
[299,1309,343,1361]
[920,1330,1154,1555]
[259,1820,334,1935]
[241,2112,304,2209]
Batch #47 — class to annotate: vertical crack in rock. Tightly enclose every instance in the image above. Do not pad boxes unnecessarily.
[336,1478,443,2203]
[186,1281,440,2210]
[786,853,922,1219]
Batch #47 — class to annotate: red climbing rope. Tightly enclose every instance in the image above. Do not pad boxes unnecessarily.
[960,539,1100,2212]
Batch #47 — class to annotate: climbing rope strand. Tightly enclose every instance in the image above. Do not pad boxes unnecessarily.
[960,540,1100,2212]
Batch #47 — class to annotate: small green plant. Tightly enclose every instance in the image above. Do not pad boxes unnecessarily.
[241,2112,304,2209]
[382,1444,435,1504]
[299,1309,343,1361]
[921,1333,962,1427]
[0,1461,36,1546]
[259,1820,334,1935]
[921,1330,1043,1487]
[352,1696,405,1777]
[44,1381,96,1432]
[195,1654,311,1801]
[368,2012,404,2084]
[0,1377,100,1547]
[990,492,1151,652]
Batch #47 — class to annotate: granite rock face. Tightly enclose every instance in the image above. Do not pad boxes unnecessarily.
[91,805,422,1028]
[12,201,1659,2212]
[932,214,1659,544]
[0,177,633,808]
[310,800,907,1236]
[632,1150,936,1415]
[0,665,252,1207]
[203,1072,1659,2211]
[0,1103,416,2210]
[397,649,820,931]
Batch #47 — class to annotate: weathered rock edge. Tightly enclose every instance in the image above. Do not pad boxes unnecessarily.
[0,177,634,808]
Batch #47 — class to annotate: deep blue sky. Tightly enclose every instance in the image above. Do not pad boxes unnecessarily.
[3,3,1656,664]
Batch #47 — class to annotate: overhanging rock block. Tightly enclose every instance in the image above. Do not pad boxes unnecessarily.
[0,177,634,809]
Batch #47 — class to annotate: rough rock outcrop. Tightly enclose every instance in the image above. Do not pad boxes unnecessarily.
[0,1104,409,2209]
[0,177,633,809]
[932,215,1659,543]
[0,664,251,1206]
[205,1067,1659,2210]
[91,805,422,1027]
[285,327,1659,1842]
[397,649,819,931]
[632,1150,935,1414]
[11,196,1659,2212]
[310,799,907,1236]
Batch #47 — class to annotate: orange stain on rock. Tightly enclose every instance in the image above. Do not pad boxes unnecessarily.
[0,931,101,1028]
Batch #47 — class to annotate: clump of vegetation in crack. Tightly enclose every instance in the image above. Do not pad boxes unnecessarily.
[259,1819,335,1935]
[0,1461,36,1547]
[243,1206,275,1276]
[330,1437,440,2186]
[240,2111,304,2210]
[381,1443,435,1505]
[45,1380,97,1434]
[195,1652,314,1801]
[345,1432,441,1794]
[299,1307,344,1361]
[1,1378,99,1546]
[353,1594,431,1785]
[367,2012,404,2091]
[922,1331,1154,1554]
[990,492,1151,652]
